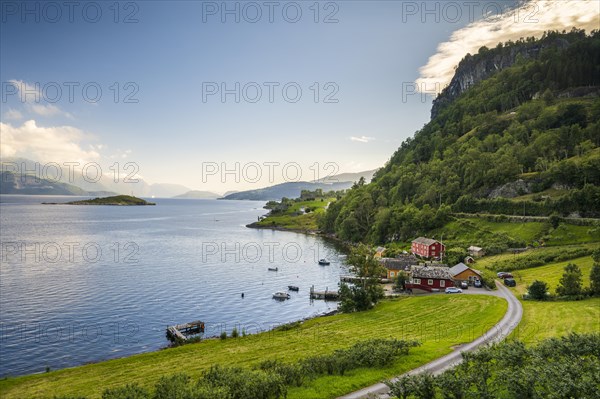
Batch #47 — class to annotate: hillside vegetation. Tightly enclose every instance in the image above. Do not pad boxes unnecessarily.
[320,30,600,244]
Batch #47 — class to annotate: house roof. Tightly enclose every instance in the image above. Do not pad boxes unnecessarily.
[449,263,481,277]
[375,246,386,253]
[468,246,483,251]
[410,265,453,280]
[412,237,439,246]
[380,254,418,270]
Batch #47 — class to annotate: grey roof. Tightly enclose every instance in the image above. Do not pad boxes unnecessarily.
[410,265,454,280]
[468,246,484,251]
[449,263,469,276]
[412,237,439,246]
[450,263,482,277]
[380,254,418,270]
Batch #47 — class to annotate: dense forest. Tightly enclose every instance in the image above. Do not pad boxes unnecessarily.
[320,29,600,243]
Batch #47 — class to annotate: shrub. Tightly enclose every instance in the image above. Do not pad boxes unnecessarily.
[219,331,227,340]
[528,280,549,300]
[231,328,239,338]
[101,384,149,399]
[202,365,287,399]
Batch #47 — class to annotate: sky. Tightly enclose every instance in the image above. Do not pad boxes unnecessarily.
[1,0,599,194]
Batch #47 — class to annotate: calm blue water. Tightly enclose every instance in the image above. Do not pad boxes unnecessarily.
[0,196,348,377]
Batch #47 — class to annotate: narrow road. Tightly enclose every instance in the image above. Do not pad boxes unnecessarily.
[338,281,523,399]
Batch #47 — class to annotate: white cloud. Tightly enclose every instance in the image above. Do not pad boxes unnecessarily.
[0,120,100,163]
[3,108,23,121]
[7,79,73,118]
[417,0,600,94]
[350,136,375,143]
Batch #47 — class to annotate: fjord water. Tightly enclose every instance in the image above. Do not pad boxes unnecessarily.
[0,196,348,377]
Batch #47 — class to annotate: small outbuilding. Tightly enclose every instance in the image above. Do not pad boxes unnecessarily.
[467,246,485,257]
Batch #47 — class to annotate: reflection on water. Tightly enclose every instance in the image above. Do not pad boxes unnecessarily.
[0,196,348,377]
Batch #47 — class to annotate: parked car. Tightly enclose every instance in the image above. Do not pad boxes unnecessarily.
[460,281,469,289]
[504,278,516,287]
[445,287,462,294]
[474,280,482,288]
[498,272,513,279]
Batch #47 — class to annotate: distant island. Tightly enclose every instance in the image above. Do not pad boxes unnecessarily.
[43,195,156,206]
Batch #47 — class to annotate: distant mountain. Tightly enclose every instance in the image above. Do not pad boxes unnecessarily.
[0,158,191,197]
[314,169,378,184]
[174,190,221,199]
[221,169,377,201]
[147,183,192,198]
[221,178,370,201]
[0,171,116,196]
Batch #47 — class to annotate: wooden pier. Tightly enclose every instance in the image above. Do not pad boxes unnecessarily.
[340,275,391,284]
[310,285,339,300]
[166,320,205,342]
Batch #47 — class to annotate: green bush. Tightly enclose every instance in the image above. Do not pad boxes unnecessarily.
[202,365,287,399]
[101,384,149,399]
[488,247,593,272]
[387,333,600,399]
[219,331,227,340]
[527,280,549,300]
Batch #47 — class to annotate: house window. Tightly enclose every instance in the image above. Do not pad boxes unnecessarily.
[440,280,445,287]
[414,278,421,284]
[428,279,433,285]
[390,272,395,277]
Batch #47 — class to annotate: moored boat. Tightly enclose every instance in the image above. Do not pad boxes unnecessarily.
[288,285,299,291]
[272,291,291,299]
[318,259,330,265]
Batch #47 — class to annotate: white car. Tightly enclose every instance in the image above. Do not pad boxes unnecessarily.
[445,287,463,294]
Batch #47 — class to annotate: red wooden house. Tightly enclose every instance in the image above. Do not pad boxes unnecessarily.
[406,265,455,293]
[411,237,445,259]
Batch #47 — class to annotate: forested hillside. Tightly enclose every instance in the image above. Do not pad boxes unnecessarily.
[320,30,600,243]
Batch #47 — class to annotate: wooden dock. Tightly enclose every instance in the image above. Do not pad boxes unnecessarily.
[166,320,205,342]
[310,285,339,300]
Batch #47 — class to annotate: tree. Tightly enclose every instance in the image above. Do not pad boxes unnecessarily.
[528,280,549,300]
[589,263,600,297]
[339,244,385,312]
[556,263,583,297]
[393,271,409,292]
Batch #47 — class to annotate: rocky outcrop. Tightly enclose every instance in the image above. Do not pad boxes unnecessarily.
[488,179,532,199]
[431,38,570,119]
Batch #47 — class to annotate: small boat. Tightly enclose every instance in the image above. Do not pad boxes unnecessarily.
[272,291,290,300]
[268,267,278,272]
[318,259,330,265]
[288,285,299,291]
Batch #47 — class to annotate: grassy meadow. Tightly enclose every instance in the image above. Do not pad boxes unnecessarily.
[0,295,506,399]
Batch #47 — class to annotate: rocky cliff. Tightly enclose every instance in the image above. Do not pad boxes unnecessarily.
[431,37,571,119]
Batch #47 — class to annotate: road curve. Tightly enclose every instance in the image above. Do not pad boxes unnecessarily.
[338,281,523,399]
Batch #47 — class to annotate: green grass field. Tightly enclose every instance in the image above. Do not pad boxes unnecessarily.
[510,298,600,344]
[255,198,333,231]
[0,296,506,399]
[503,254,600,346]
[510,256,594,296]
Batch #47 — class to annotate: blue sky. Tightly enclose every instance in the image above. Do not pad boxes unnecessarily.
[1,1,598,193]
